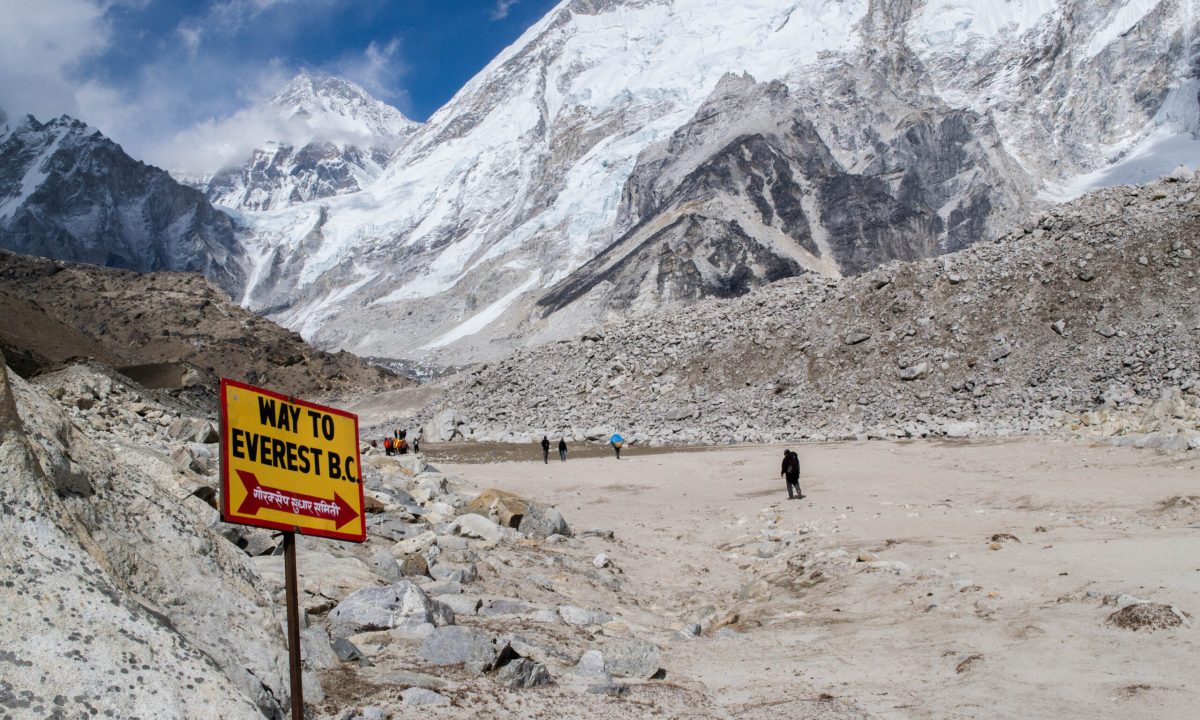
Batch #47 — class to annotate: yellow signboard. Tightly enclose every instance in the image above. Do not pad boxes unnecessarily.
[219,379,365,542]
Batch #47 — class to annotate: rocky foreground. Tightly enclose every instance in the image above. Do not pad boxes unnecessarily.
[413,171,1199,451]
[0,353,692,718]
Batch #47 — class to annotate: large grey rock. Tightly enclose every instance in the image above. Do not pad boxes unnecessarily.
[418,626,512,673]
[573,649,612,683]
[603,639,662,679]
[327,581,444,640]
[401,687,451,707]
[519,503,571,538]
[394,453,430,477]
[496,658,553,688]
[429,561,477,584]
[0,361,280,718]
[559,605,614,626]
[301,626,341,670]
[425,409,462,442]
[439,594,484,616]
[456,513,509,543]
[365,548,403,582]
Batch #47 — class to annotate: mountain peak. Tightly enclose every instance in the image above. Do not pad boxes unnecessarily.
[269,71,417,139]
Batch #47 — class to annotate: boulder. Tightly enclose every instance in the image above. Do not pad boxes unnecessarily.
[300,627,341,671]
[1166,165,1196,183]
[665,404,698,421]
[464,488,529,528]
[401,688,451,707]
[418,626,513,673]
[438,595,483,616]
[456,513,509,543]
[425,409,461,442]
[602,639,661,679]
[394,454,429,477]
[519,503,571,538]
[573,649,611,682]
[327,581,446,640]
[559,605,614,626]
[364,549,403,582]
[496,659,552,688]
[0,361,284,719]
[331,637,368,665]
[399,553,430,578]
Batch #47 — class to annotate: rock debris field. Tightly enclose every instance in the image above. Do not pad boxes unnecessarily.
[412,172,1199,452]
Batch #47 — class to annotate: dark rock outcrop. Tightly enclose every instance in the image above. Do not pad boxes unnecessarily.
[0,115,245,294]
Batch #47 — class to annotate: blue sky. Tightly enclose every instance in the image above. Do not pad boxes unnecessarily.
[1,0,560,167]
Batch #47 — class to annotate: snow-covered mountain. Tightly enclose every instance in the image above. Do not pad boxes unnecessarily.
[0,115,244,293]
[229,0,1197,366]
[198,73,417,211]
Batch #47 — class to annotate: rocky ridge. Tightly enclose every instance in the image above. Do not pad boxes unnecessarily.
[0,249,405,398]
[414,170,1200,450]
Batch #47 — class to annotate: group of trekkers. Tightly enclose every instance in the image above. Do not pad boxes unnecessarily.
[381,427,421,456]
[539,432,625,463]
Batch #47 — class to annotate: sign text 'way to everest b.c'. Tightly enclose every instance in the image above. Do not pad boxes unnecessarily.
[219,379,365,542]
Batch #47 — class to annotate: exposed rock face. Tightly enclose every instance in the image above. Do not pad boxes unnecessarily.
[0,356,286,718]
[416,175,1200,445]
[0,115,245,294]
[0,249,406,397]
[205,141,391,212]
[538,74,1017,315]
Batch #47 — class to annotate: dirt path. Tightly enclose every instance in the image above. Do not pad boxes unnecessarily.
[437,438,1200,719]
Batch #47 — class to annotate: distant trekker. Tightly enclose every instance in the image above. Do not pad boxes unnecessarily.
[558,438,567,462]
[610,432,624,460]
[413,428,422,454]
[541,435,551,464]
[781,449,803,500]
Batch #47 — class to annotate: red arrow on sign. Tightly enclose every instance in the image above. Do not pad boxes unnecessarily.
[235,470,360,530]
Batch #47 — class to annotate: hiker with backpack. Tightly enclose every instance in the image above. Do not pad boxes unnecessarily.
[541,435,551,464]
[610,432,624,459]
[558,437,567,462]
[781,449,803,500]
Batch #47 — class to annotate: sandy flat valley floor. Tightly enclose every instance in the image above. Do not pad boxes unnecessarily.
[416,438,1199,719]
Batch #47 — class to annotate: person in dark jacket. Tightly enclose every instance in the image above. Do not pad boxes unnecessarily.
[541,435,550,463]
[558,438,568,462]
[781,449,803,500]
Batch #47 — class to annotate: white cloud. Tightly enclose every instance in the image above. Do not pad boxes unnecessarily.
[0,0,111,124]
[0,0,410,177]
[491,0,520,21]
[329,38,410,107]
[146,44,410,177]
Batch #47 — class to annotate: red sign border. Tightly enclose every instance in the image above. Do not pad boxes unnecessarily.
[219,378,366,543]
